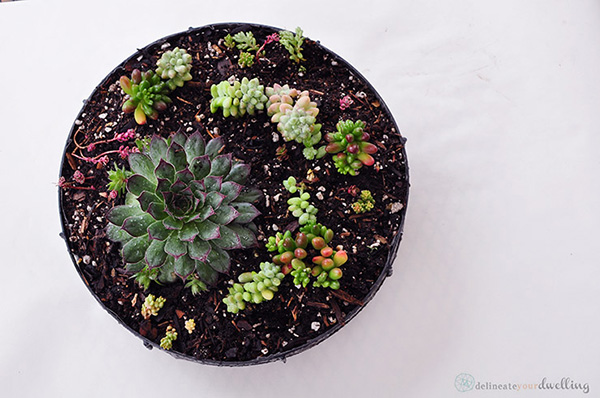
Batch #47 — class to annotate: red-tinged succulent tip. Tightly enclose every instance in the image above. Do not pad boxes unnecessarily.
[294,248,307,260]
[360,142,378,154]
[333,250,348,267]
[131,69,142,84]
[281,263,293,275]
[357,152,374,166]
[347,144,359,154]
[320,247,333,257]
[321,258,335,271]
[326,142,344,154]
[312,256,324,265]
[119,76,132,94]
[134,106,147,125]
[122,100,136,113]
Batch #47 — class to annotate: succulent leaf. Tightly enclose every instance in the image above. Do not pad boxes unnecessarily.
[184,131,206,161]
[188,238,211,261]
[129,153,157,183]
[123,235,151,263]
[122,213,156,237]
[107,205,141,227]
[127,174,156,196]
[146,239,168,268]
[174,254,196,279]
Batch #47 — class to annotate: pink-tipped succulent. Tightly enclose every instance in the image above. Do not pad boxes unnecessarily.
[325,120,378,176]
[106,131,262,290]
[120,69,172,125]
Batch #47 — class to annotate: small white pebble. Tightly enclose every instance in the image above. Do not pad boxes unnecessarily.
[316,192,324,200]
[318,186,326,192]
[331,60,338,66]
[75,120,82,126]
[273,193,281,202]
[261,348,269,355]
[272,224,279,231]
[82,255,91,265]
[272,132,280,142]
[311,322,321,331]
[91,261,97,267]
[160,42,171,49]
[98,113,107,119]
[391,202,404,213]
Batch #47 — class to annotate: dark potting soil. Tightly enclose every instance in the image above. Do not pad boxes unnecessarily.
[59,23,409,364]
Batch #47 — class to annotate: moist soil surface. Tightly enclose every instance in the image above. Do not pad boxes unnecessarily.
[59,23,409,364]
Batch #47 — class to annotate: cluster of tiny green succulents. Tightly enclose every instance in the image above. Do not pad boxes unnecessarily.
[155,47,193,90]
[141,294,165,319]
[160,325,178,350]
[223,177,349,313]
[266,85,324,160]
[210,77,268,118]
[224,31,259,68]
[351,190,375,213]
[283,176,317,225]
[106,130,262,292]
[325,120,378,175]
[120,47,192,125]
[279,27,305,63]
[223,262,285,313]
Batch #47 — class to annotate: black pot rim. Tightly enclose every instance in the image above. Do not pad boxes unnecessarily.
[58,22,410,367]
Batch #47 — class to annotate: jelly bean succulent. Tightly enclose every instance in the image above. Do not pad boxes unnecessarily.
[325,120,378,175]
[222,262,285,313]
[210,77,268,118]
[106,131,262,290]
[155,47,193,90]
[120,69,172,125]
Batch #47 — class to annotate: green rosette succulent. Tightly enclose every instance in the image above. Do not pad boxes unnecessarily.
[120,69,172,125]
[155,47,193,91]
[106,131,262,288]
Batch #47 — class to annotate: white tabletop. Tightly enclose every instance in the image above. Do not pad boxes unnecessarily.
[1,0,598,397]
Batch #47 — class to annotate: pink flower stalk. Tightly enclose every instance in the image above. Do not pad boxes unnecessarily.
[115,129,136,142]
[340,95,353,110]
[73,170,86,184]
[265,33,279,44]
[87,143,96,152]
[118,145,131,159]
[58,176,67,188]
[109,190,118,200]
[96,156,109,166]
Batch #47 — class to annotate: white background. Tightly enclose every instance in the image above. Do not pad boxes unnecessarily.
[0,0,598,397]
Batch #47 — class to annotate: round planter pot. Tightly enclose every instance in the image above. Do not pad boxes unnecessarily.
[59,22,409,366]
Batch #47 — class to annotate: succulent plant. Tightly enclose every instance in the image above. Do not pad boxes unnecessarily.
[325,120,378,175]
[141,294,165,319]
[238,51,255,68]
[223,262,285,313]
[265,84,301,122]
[223,34,236,49]
[160,325,178,350]
[351,190,375,213]
[106,131,262,290]
[155,47,193,91]
[279,27,305,63]
[276,95,324,160]
[120,69,172,125]
[283,177,317,225]
[107,163,132,195]
[231,31,259,52]
[210,77,268,118]
[184,319,196,334]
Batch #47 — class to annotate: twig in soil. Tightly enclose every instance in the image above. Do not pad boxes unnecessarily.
[329,297,344,325]
[330,289,364,306]
[176,96,193,105]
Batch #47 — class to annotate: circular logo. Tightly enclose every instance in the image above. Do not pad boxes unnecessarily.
[455,373,475,392]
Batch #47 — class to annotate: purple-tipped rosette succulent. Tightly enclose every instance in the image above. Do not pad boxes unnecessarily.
[106,131,262,287]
